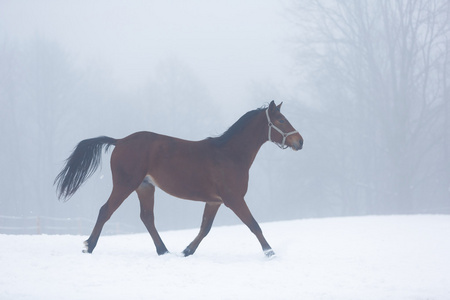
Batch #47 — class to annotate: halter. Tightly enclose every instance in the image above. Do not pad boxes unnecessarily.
[265,108,298,149]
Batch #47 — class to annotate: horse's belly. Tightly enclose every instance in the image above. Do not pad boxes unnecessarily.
[147,172,222,203]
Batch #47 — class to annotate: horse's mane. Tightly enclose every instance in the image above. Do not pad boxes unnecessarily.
[209,105,267,147]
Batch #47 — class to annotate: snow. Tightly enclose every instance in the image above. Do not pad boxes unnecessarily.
[1,215,449,299]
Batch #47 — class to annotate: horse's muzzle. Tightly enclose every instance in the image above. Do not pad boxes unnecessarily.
[292,139,303,151]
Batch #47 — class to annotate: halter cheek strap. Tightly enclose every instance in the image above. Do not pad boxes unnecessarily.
[265,108,298,149]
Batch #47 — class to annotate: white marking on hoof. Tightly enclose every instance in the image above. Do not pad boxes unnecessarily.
[82,241,89,253]
[264,249,276,258]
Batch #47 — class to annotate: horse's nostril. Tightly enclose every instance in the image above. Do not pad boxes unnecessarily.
[293,141,303,151]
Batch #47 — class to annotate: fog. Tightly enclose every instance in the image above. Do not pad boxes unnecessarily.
[1,0,449,235]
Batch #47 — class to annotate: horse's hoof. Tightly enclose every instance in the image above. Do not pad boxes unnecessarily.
[82,240,91,254]
[264,249,276,258]
[182,247,194,257]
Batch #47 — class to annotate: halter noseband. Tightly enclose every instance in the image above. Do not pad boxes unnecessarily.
[265,108,298,149]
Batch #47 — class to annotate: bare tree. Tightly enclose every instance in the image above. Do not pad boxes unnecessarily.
[291,0,450,214]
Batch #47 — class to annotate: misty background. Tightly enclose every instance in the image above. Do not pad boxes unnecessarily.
[1,0,449,235]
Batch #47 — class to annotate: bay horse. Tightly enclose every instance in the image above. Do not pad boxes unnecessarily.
[55,100,303,257]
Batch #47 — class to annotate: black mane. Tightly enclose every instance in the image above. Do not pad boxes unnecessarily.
[209,106,266,147]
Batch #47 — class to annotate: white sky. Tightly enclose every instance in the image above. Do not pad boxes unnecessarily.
[0,0,295,112]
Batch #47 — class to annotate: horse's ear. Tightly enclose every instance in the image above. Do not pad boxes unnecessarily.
[269,100,276,111]
[277,102,283,111]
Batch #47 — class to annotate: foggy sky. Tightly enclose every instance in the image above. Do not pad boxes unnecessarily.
[0,0,295,117]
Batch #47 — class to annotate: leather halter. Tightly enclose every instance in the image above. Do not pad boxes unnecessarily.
[265,108,298,149]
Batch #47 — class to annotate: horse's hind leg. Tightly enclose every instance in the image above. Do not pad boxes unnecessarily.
[136,178,168,255]
[183,202,221,256]
[83,184,135,253]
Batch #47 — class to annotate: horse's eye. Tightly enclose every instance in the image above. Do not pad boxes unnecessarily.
[279,119,285,123]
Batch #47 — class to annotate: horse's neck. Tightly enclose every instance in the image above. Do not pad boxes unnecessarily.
[224,112,267,167]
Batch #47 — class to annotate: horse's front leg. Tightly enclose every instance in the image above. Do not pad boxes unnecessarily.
[183,202,221,256]
[226,197,275,257]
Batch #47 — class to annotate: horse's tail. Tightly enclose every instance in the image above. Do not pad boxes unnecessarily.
[54,136,117,201]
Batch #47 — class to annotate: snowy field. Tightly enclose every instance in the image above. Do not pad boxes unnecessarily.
[1,215,449,300]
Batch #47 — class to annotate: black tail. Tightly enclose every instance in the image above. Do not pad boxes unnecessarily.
[55,136,116,201]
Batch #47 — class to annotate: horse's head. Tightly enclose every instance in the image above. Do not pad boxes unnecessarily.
[266,100,303,151]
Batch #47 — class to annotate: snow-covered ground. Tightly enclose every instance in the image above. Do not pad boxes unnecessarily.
[1,215,449,300]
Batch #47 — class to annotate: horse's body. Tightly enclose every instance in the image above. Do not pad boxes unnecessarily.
[55,101,303,257]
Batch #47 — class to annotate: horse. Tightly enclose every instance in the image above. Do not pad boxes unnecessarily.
[54,100,303,257]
